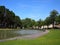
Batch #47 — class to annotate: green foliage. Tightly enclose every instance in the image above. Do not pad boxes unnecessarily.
[0,6,22,28]
[45,17,51,25]
[37,19,43,28]
[55,15,60,24]
[0,6,60,29]
[22,18,36,28]
[49,10,58,28]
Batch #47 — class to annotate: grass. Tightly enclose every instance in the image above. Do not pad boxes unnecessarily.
[0,29,60,45]
[0,28,20,30]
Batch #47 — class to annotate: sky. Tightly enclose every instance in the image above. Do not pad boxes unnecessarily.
[0,0,60,21]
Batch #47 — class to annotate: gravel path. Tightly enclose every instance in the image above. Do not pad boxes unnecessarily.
[0,30,49,42]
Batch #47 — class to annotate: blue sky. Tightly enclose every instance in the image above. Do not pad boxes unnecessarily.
[0,0,60,21]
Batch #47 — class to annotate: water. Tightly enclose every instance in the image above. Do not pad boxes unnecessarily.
[15,30,41,35]
[0,30,42,39]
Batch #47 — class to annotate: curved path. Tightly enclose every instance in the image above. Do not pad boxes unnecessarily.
[0,30,49,42]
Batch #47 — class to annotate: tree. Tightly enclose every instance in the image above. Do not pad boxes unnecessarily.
[49,10,58,28]
[22,18,32,28]
[21,18,37,29]
[37,19,43,29]
[15,16,22,28]
[0,6,6,28]
[45,17,51,28]
[31,20,36,26]
[0,6,22,28]
[55,15,60,24]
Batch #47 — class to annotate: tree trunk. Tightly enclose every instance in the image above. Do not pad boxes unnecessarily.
[47,25,49,29]
[52,22,54,29]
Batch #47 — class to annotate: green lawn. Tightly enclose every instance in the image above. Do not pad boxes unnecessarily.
[0,29,60,45]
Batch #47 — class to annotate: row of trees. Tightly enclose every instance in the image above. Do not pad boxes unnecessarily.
[22,18,37,29]
[0,6,22,28]
[0,6,60,29]
[21,10,60,29]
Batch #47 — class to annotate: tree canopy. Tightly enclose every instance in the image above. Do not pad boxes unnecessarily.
[0,6,22,28]
[49,10,58,28]
[0,6,60,29]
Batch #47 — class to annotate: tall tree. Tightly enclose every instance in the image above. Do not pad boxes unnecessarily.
[0,6,6,28]
[49,10,58,28]
[0,6,22,28]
